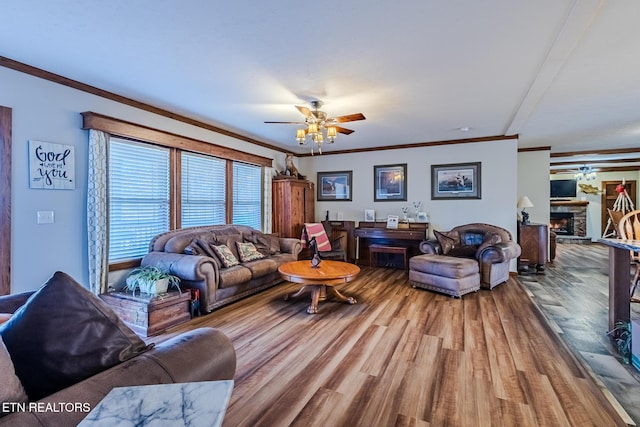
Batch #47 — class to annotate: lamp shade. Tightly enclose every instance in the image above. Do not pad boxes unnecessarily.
[517,196,534,209]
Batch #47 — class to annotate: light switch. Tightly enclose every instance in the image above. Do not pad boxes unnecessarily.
[37,211,54,224]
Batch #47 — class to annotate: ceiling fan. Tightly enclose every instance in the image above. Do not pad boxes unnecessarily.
[265,100,366,154]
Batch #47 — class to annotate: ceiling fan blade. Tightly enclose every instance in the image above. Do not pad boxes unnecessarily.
[295,106,313,118]
[264,121,306,124]
[333,113,366,123]
[335,126,355,135]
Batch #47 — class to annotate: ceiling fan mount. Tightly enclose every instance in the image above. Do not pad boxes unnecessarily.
[265,100,366,153]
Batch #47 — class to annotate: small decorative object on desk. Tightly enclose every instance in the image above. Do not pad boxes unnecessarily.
[401,207,409,221]
[412,201,422,215]
[364,209,375,221]
[386,215,399,229]
[417,212,428,222]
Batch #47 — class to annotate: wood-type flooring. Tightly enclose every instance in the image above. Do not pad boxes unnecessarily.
[158,248,631,427]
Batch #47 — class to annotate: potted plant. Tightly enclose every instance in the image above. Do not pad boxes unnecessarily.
[608,321,631,364]
[124,266,181,296]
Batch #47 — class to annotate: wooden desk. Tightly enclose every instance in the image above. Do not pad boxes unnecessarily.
[355,221,428,267]
[598,238,640,330]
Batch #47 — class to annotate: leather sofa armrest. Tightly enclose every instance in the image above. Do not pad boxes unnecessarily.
[142,252,218,282]
[0,292,34,314]
[279,238,302,259]
[477,241,521,264]
[419,239,442,254]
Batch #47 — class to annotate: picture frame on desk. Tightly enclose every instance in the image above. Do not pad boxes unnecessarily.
[364,209,375,221]
[417,212,428,222]
[386,215,399,229]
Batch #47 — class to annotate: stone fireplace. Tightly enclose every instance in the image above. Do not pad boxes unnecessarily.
[549,200,589,238]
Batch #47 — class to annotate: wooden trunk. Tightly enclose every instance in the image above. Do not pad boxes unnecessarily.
[100,290,191,337]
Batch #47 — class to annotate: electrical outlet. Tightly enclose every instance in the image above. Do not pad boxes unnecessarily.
[37,211,54,224]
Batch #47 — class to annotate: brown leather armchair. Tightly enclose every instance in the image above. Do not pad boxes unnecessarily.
[419,223,521,289]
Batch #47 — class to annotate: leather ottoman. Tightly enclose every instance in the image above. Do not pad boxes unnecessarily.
[409,254,480,297]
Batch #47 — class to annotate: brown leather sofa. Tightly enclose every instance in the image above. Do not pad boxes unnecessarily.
[0,274,236,426]
[141,225,302,313]
[417,223,521,289]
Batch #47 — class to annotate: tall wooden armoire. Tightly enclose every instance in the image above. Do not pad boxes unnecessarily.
[272,179,315,238]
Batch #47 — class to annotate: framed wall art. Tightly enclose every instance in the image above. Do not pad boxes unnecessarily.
[317,170,352,201]
[374,163,407,201]
[29,140,75,190]
[431,162,481,200]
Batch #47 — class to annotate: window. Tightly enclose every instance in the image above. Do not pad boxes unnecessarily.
[181,152,226,227]
[109,139,170,262]
[232,162,262,229]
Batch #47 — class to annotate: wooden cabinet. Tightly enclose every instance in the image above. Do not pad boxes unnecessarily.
[272,179,315,238]
[518,222,548,273]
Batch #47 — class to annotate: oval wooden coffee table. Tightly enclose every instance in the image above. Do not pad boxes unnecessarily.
[278,260,360,314]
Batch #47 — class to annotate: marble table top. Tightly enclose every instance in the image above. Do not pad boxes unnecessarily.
[598,238,640,252]
[79,380,234,427]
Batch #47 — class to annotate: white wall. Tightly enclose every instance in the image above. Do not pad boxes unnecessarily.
[299,139,520,250]
[518,150,551,226]
[551,171,640,239]
[1,67,286,293]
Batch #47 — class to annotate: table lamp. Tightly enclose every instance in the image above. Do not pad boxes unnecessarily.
[517,196,534,225]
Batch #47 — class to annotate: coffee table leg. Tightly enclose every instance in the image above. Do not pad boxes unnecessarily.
[326,286,357,305]
[283,285,311,302]
[307,286,321,314]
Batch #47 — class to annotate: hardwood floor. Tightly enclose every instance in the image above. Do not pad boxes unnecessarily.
[156,250,633,427]
[519,242,640,426]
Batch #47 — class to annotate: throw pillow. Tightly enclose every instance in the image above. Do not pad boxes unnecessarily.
[0,271,153,401]
[303,223,331,251]
[0,335,27,416]
[476,232,502,256]
[183,239,202,256]
[212,245,240,268]
[236,242,266,262]
[434,230,460,255]
[243,232,271,255]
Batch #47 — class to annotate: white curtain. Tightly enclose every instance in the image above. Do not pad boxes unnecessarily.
[263,166,273,233]
[87,130,109,294]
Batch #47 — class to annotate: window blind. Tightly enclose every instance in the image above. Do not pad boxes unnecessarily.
[109,140,170,262]
[232,162,262,229]
[181,152,226,227]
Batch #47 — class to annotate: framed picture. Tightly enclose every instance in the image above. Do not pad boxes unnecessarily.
[417,212,429,222]
[386,215,399,229]
[374,163,407,201]
[431,162,481,200]
[364,209,375,221]
[317,171,352,201]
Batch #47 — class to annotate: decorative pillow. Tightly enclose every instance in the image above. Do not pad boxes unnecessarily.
[434,230,460,255]
[215,233,243,260]
[236,242,266,262]
[184,239,203,255]
[303,223,331,252]
[212,245,240,268]
[0,271,153,401]
[244,232,280,255]
[476,232,502,256]
[0,335,27,416]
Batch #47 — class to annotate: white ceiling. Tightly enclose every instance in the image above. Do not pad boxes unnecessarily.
[1,1,639,166]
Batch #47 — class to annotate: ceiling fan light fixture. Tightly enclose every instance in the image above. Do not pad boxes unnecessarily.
[326,126,337,142]
[296,128,306,144]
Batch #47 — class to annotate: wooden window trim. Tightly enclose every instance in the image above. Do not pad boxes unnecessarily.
[82,112,273,167]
